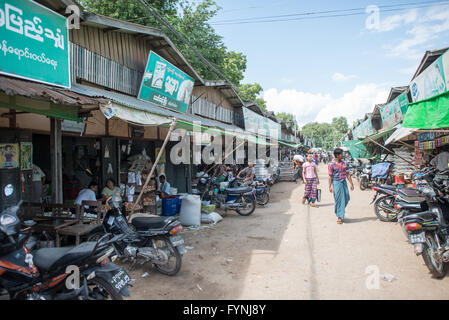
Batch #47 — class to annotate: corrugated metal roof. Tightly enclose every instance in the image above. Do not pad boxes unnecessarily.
[70,84,245,134]
[0,76,99,106]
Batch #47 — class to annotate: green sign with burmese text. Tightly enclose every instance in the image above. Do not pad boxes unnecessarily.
[138,51,195,113]
[0,0,70,87]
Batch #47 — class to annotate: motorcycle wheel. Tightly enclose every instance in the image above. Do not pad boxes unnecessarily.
[422,232,447,278]
[258,192,270,206]
[374,195,397,222]
[87,277,123,300]
[236,196,256,216]
[153,237,182,276]
[359,177,368,191]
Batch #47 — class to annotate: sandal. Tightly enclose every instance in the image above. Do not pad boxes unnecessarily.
[337,218,343,224]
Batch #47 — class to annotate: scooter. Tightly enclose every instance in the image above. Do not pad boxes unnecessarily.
[0,202,130,300]
[87,198,186,276]
[199,176,256,216]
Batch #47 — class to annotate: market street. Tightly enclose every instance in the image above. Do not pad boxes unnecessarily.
[125,163,449,300]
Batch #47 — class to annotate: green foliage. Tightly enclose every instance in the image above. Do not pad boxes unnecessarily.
[276,112,296,125]
[80,0,247,86]
[238,83,267,111]
[331,117,349,135]
[301,117,349,149]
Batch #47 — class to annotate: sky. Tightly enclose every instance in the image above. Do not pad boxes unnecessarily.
[210,0,449,127]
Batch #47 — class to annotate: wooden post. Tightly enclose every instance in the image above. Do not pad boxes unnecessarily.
[129,118,177,220]
[50,118,63,204]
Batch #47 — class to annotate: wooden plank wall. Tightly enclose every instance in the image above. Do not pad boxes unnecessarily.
[70,26,151,72]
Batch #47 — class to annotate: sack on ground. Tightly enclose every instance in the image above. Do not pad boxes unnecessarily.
[201,212,223,224]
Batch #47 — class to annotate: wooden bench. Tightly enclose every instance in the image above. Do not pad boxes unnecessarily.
[55,200,104,247]
[30,203,80,237]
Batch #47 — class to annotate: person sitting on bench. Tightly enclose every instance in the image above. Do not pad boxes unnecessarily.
[74,181,99,214]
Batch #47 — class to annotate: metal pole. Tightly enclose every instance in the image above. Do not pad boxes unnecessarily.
[129,118,177,221]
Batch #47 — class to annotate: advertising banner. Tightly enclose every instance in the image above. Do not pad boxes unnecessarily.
[410,49,449,102]
[0,0,70,87]
[242,107,281,140]
[138,51,194,113]
[353,118,375,139]
[380,92,409,129]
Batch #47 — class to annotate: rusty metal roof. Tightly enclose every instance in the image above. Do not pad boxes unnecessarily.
[0,76,100,106]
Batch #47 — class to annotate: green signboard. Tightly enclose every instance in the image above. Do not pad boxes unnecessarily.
[138,51,194,113]
[353,118,374,139]
[242,107,281,140]
[410,49,449,103]
[0,0,70,87]
[380,92,409,129]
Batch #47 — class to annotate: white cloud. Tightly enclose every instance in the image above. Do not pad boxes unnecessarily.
[383,5,449,60]
[332,72,357,82]
[376,9,418,32]
[263,84,389,127]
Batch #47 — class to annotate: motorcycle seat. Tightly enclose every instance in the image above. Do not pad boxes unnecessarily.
[131,216,176,230]
[378,184,396,191]
[34,242,97,272]
[397,188,421,197]
[225,187,253,195]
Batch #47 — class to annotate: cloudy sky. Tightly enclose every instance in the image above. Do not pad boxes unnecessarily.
[213,0,449,127]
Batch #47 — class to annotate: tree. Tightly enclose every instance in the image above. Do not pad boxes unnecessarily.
[81,0,247,86]
[301,122,339,149]
[238,83,267,111]
[331,117,349,136]
[276,112,296,125]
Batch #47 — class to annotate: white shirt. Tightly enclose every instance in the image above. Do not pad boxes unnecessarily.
[430,151,449,171]
[159,181,171,195]
[75,189,97,208]
[32,165,45,182]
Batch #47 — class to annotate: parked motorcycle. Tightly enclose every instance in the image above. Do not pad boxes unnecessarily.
[400,167,449,278]
[253,179,270,206]
[87,198,185,276]
[0,202,131,300]
[199,176,256,216]
[371,184,424,222]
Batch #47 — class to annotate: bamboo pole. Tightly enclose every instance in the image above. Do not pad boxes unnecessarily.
[129,118,177,221]
[366,137,416,167]
[199,137,246,179]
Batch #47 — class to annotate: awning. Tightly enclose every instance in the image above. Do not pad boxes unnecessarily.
[343,140,369,159]
[384,125,417,145]
[100,103,171,126]
[0,76,99,121]
[402,91,449,129]
[72,84,275,145]
[279,141,301,148]
[355,125,398,145]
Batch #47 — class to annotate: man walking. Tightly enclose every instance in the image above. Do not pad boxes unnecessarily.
[328,148,354,224]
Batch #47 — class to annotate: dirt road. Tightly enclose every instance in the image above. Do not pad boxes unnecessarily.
[125,164,449,300]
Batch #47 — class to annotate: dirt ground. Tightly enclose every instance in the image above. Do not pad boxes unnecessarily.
[123,163,449,300]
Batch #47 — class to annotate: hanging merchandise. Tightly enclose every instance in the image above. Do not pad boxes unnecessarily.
[104,145,110,159]
[128,172,136,184]
[107,163,113,175]
[136,172,142,186]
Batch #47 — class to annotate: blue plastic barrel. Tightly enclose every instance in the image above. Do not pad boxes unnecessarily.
[162,197,181,216]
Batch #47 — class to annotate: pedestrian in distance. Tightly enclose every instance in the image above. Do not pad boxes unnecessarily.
[302,154,319,207]
[328,148,354,224]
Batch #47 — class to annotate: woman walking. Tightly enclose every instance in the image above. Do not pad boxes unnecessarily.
[302,154,319,207]
[328,148,354,224]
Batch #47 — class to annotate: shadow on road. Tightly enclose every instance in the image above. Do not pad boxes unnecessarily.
[343,217,378,223]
